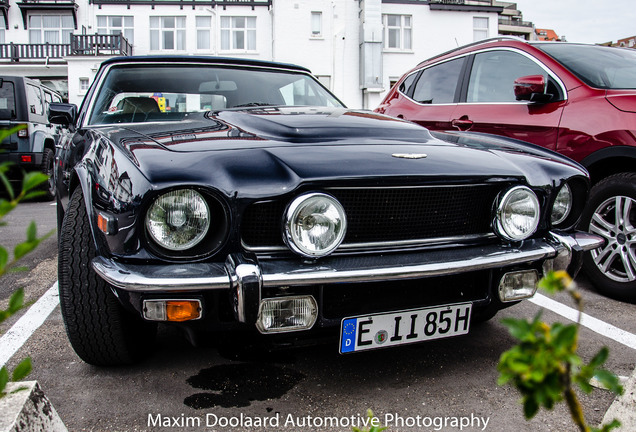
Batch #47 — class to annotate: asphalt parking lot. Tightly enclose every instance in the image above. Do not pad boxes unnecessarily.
[1,201,635,432]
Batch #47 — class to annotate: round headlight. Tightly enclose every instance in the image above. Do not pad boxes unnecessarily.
[551,183,572,225]
[284,193,347,258]
[146,189,210,251]
[495,186,540,241]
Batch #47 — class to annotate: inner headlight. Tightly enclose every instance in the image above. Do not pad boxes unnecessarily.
[146,189,210,251]
[495,186,540,241]
[284,193,347,258]
[551,183,572,225]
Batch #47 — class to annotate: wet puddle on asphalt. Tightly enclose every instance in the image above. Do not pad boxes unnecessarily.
[184,363,306,409]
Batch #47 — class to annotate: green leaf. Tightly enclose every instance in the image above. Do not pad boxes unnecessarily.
[21,172,48,194]
[588,347,609,369]
[0,171,14,201]
[26,221,37,242]
[501,317,533,340]
[0,367,8,394]
[592,419,621,432]
[22,190,46,201]
[0,199,16,219]
[0,246,7,272]
[523,396,539,419]
[552,324,577,351]
[593,370,623,395]
[0,125,27,141]
[8,266,29,273]
[13,239,40,261]
[8,288,24,314]
[11,358,31,381]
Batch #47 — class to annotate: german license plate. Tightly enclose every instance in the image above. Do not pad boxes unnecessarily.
[339,303,472,353]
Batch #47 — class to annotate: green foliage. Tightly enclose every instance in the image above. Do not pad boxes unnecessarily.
[0,124,53,397]
[352,410,386,432]
[0,290,32,398]
[498,271,623,432]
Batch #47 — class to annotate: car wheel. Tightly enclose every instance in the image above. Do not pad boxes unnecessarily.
[58,187,157,365]
[40,148,55,201]
[580,173,636,302]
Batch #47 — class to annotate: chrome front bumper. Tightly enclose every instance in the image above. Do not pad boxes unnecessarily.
[93,231,603,322]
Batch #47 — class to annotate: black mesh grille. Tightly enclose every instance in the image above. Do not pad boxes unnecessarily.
[241,184,502,249]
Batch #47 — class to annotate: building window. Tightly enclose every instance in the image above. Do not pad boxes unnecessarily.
[150,17,186,51]
[311,12,322,37]
[473,17,489,42]
[97,16,134,44]
[79,78,90,92]
[196,16,211,50]
[28,14,74,44]
[0,16,5,43]
[220,16,256,52]
[383,14,411,51]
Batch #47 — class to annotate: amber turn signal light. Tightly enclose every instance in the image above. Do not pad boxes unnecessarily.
[166,301,201,322]
[143,299,202,322]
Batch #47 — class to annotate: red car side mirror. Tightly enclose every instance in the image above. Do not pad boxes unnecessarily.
[514,75,553,103]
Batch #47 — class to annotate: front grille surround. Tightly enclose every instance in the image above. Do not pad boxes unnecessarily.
[241,183,508,253]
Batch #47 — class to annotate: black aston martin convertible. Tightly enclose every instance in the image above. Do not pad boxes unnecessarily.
[49,56,602,365]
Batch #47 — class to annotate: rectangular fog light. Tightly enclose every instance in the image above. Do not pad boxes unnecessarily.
[498,270,539,302]
[256,295,318,333]
[143,300,202,322]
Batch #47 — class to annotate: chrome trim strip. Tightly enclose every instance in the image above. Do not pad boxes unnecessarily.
[259,239,557,287]
[399,46,568,106]
[92,257,230,291]
[243,234,497,253]
[92,232,604,293]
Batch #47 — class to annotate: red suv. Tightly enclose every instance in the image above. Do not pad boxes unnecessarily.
[376,37,636,301]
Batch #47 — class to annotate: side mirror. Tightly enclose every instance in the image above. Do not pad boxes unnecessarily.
[49,102,78,128]
[514,75,553,103]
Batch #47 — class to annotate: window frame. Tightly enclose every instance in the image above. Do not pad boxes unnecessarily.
[399,57,467,106]
[28,14,74,45]
[382,14,412,52]
[462,48,567,104]
[196,16,212,51]
[219,16,257,53]
[149,16,186,52]
[96,15,134,45]
[473,17,489,42]
[310,11,322,38]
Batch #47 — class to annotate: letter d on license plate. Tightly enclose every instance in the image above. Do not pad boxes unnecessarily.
[339,303,472,353]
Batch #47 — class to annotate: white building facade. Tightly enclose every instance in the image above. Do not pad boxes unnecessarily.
[0,0,504,108]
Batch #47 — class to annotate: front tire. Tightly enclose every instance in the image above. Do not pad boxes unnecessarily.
[40,148,56,201]
[58,188,156,365]
[580,173,636,302]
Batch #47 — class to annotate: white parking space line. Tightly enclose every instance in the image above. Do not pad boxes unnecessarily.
[0,282,60,368]
[529,293,636,350]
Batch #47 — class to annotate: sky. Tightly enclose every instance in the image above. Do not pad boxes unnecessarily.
[513,0,636,44]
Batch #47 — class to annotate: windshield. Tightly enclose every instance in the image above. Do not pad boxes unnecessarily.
[0,81,16,120]
[535,43,636,89]
[88,64,344,125]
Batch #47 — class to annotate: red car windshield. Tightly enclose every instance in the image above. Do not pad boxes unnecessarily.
[535,43,636,90]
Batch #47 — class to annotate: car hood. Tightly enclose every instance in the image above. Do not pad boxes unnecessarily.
[94,108,586,194]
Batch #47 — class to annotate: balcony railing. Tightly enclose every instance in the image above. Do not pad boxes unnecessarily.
[0,43,71,62]
[498,17,533,27]
[70,34,133,56]
[88,0,271,7]
[429,0,494,5]
[0,34,132,62]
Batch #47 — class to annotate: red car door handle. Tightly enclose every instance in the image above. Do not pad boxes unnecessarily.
[451,117,473,131]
